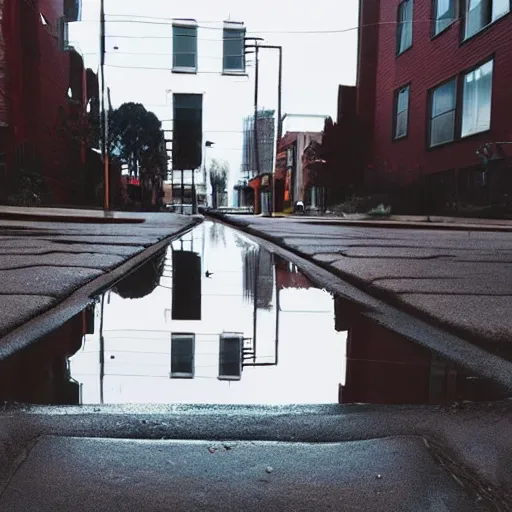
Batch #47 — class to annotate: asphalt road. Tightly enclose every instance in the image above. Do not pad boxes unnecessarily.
[0,435,486,511]
[222,215,512,351]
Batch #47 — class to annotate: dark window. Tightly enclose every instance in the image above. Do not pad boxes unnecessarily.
[218,334,242,380]
[173,24,197,71]
[171,333,195,378]
[223,27,245,72]
[397,0,413,54]
[432,0,457,35]
[172,94,203,171]
[394,86,410,139]
[64,0,81,22]
[429,79,456,146]
[464,0,509,39]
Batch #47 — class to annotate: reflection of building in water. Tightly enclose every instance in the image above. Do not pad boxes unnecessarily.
[242,247,274,309]
[0,306,94,405]
[334,296,508,405]
[274,258,312,290]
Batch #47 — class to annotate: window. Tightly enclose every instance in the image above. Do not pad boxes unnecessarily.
[432,0,457,35]
[429,79,457,146]
[218,333,243,381]
[171,333,195,378]
[464,0,510,39]
[172,23,197,72]
[64,0,81,22]
[394,86,410,139]
[397,0,413,54]
[461,60,493,137]
[223,25,245,73]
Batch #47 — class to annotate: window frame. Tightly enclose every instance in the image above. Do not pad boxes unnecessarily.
[170,333,195,379]
[426,56,494,150]
[393,84,411,141]
[396,0,414,56]
[431,0,458,37]
[428,77,458,147]
[218,332,243,381]
[172,21,198,74]
[223,26,246,74]
[460,57,494,139]
[461,0,511,42]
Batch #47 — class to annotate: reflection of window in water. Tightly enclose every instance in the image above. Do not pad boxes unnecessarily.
[218,333,243,381]
[170,333,195,378]
[242,248,274,309]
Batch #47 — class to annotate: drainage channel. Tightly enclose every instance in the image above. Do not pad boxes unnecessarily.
[0,220,509,407]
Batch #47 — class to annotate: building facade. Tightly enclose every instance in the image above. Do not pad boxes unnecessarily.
[0,0,100,206]
[164,19,248,209]
[344,0,512,212]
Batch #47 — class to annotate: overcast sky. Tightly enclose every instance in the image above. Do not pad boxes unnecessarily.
[70,0,359,194]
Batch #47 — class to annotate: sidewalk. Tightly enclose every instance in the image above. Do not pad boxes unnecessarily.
[0,206,201,357]
[272,212,512,232]
[1,402,511,510]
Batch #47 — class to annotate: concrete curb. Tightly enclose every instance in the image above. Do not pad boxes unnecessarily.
[0,216,202,360]
[0,402,512,506]
[282,216,512,232]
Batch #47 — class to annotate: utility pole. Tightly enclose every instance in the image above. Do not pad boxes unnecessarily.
[99,0,109,210]
[245,37,263,179]
[255,44,283,216]
[253,43,261,178]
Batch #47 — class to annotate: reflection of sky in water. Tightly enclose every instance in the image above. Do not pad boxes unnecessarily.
[70,222,347,405]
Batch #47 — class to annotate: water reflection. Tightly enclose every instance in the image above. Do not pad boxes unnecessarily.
[2,221,509,406]
[70,222,343,405]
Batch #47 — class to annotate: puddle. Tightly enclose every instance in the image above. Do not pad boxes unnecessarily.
[1,221,509,406]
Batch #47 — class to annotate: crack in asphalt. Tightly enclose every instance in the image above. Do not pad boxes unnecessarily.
[336,251,455,260]
[0,265,107,273]
[0,293,58,299]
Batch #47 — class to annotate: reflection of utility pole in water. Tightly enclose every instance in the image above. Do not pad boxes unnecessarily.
[252,250,260,362]
[274,261,280,365]
[99,294,105,405]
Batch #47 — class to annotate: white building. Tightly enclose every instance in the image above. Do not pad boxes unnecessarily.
[164,19,250,208]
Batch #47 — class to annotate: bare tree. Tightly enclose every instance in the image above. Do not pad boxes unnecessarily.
[209,158,229,209]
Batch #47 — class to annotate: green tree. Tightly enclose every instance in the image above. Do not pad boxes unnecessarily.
[209,158,229,209]
[107,102,168,207]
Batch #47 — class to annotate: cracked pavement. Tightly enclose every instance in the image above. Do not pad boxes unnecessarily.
[219,215,512,350]
[0,208,200,340]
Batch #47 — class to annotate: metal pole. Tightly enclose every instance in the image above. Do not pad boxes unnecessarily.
[181,169,184,214]
[99,0,109,210]
[252,249,260,363]
[274,259,279,365]
[192,168,196,214]
[274,46,282,216]
[203,146,207,205]
[99,294,105,405]
[254,44,260,178]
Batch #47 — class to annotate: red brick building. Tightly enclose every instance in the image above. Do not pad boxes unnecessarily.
[347,0,512,212]
[0,0,100,205]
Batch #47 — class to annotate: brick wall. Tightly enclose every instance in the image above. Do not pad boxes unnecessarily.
[366,0,512,183]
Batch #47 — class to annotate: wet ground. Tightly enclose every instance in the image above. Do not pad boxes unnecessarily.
[24,220,507,407]
[0,221,510,511]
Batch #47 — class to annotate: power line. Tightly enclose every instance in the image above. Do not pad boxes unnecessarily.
[105,63,251,74]
[86,17,445,36]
